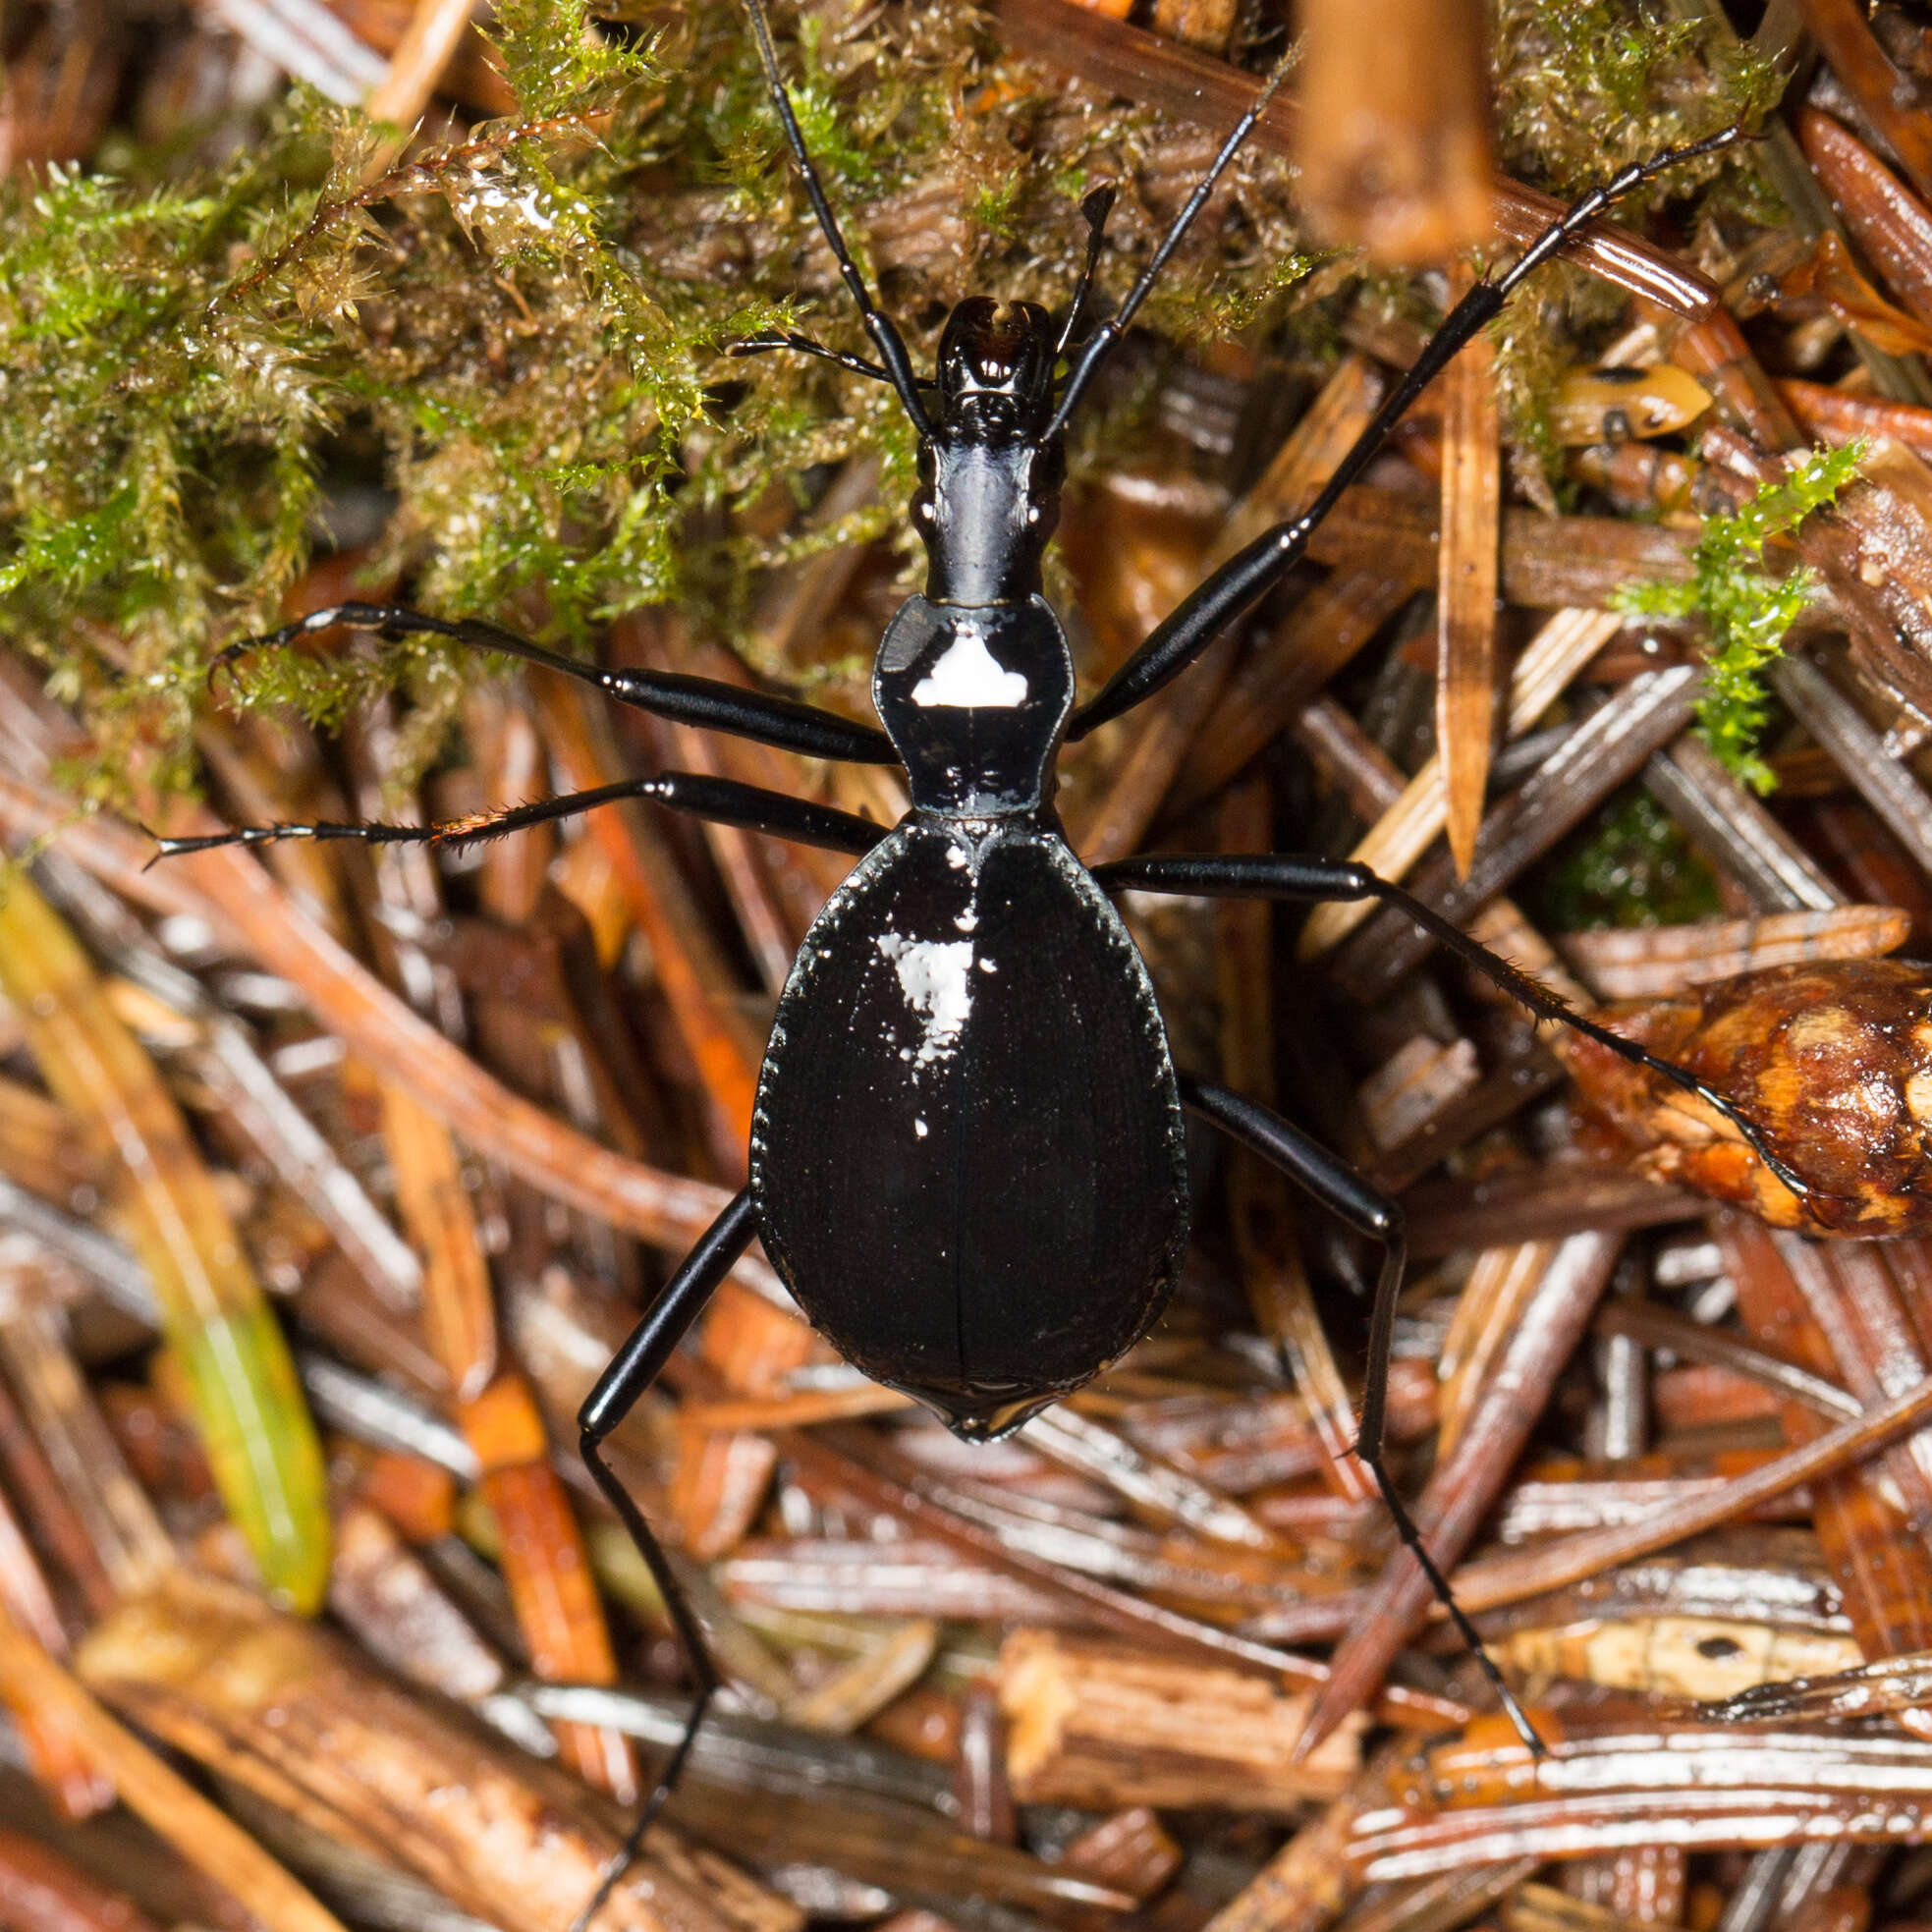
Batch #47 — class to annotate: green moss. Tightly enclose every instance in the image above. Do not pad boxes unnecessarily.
[970,169,1025,242]
[0,0,1803,812]
[486,0,660,119]
[0,0,1329,804]
[1534,787,1723,931]
[1495,0,1783,220]
[1488,0,1787,494]
[1612,441,1865,792]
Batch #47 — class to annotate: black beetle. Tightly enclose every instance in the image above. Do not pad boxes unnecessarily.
[158,7,1804,1916]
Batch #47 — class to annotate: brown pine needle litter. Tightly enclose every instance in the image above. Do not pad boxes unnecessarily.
[23,4,1932,1932]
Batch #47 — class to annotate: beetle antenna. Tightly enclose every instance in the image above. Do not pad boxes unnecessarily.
[1055,186,1118,357]
[1046,51,1293,438]
[742,0,932,436]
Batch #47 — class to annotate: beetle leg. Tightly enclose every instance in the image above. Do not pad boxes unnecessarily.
[209,600,897,765]
[1180,1077,1544,1757]
[573,1189,759,1932]
[1064,125,1745,742]
[1098,850,1810,1209]
[728,330,907,384]
[147,770,889,866]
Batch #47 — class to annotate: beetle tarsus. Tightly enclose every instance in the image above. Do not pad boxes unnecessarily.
[1065,125,1748,742]
[1357,1456,1549,1759]
[1182,1077,1547,1759]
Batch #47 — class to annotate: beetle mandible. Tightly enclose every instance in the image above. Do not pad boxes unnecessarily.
[158,4,1809,1914]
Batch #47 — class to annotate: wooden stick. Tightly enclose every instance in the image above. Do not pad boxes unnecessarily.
[1068,357,1382,865]
[1557,906,1911,1001]
[1200,1753,1394,1932]
[679,1382,915,1433]
[999,1630,1361,1814]
[0,1828,165,1932]
[73,1573,761,1932]
[1298,1231,1624,1753]
[1217,775,1371,1506]
[532,681,764,1167]
[364,0,477,130]
[461,1373,639,1797]
[377,1080,496,1403]
[1293,0,1491,264]
[1781,375,1932,462]
[1435,1242,1559,1463]
[0,1604,352,1932]
[1797,0,1932,207]
[1447,1357,1932,1616]
[1436,263,1503,878]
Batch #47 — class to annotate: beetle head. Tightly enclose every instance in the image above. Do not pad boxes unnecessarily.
[934,297,1057,444]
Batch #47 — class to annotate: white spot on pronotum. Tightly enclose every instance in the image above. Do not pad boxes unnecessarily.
[911,630,1027,708]
[877,931,974,1066]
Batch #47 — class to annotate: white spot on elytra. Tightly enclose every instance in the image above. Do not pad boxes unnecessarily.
[877,931,975,1067]
[914,1118,929,1137]
[911,631,1027,709]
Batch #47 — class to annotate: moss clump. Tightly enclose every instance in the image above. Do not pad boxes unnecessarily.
[1486,0,1786,495]
[0,0,1321,807]
[1495,0,1783,221]
[1612,442,1865,793]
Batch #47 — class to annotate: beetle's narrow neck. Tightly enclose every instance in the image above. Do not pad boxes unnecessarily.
[913,438,1062,608]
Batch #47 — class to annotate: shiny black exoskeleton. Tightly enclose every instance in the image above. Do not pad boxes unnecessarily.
[159,13,1786,1916]
[750,293,1186,1437]
[752,301,1192,1436]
